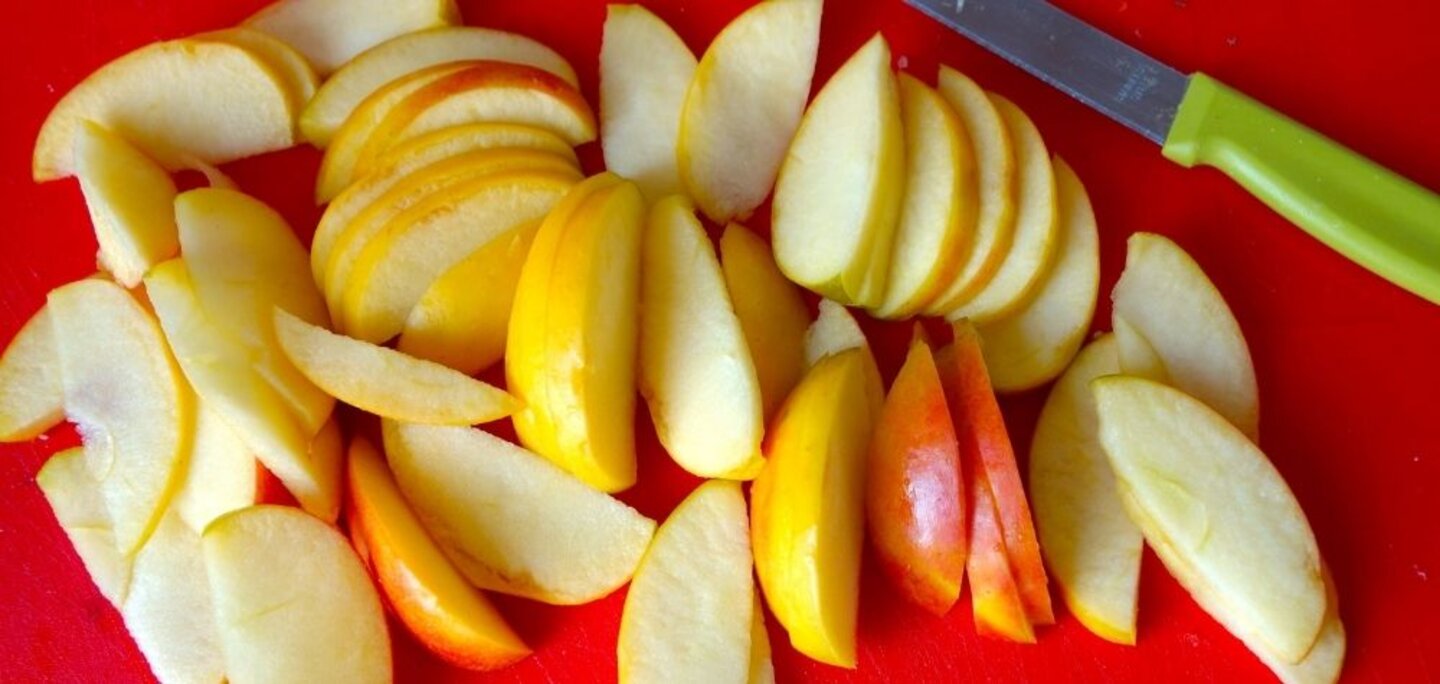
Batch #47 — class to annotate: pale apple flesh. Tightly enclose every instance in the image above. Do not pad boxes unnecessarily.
[244,0,461,75]
[0,305,64,442]
[719,223,810,422]
[172,403,262,532]
[122,512,225,684]
[36,447,132,606]
[73,120,179,288]
[804,299,884,418]
[193,27,320,114]
[600,5,697,201]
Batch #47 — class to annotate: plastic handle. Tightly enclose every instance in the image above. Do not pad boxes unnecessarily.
[1163,73,1440,304]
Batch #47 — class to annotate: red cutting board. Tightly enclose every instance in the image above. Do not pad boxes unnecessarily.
[3,0,1439,681]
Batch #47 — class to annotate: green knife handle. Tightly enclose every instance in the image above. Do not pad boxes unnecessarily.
[1163,72,1440,304]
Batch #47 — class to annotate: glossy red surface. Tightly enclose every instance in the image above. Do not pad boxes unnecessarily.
[2,0,1439,681]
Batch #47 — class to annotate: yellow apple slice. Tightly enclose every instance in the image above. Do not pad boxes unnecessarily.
[619,480,756,682]
[193,28,319,117]
[48,279,191,557]
[172,403,260,532]
[804,299,884,417]
[302,27,579,146]
[923,68,1017,316]
[873,73,975,319]
[36,447,131,606]
[72,121,179,288]
[719,223,809,422]
[1112,313,1170,384]
[34,40,296,182]
[978,158,1100,392]
[600,5,697,201]
[1112,232,1259,438]
[383,421,657,604]
[122,512,225,684]
[1028,335,1141,644]
[244,0,460,75]
[0,305,64,442]
[204,505,391,684]
[772,34,904,308]
[748,590,775,684]
[678,0,822,223]
[508,175,644,492]
[348,437,530,670]
[1094,376,1326,663]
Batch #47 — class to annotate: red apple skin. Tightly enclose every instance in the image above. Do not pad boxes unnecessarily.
[866,335,967,615]
[968,469,1036,643]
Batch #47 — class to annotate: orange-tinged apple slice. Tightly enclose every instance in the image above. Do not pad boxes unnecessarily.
[302,27,579,146]
[968,468,1036,643]
[193,28,319,117]
[122,512,225,684]
[0,305,64,442]
[977,157,1100,392]
[36,447,132,606]
[172,403,261,532]
[600,5,697,201]
[678,0,821,223]
[719,223,809,422]
[640,196,765,480]
[866,334,966,616]
[73,121,178,288]
[772,34,905,308]
[244,0,460,75]
[33,40,296,182]
[618,480,756,682]
[204,505,391,684]
[383,421,656,604]
[804,299,883,417]
[48,278,191,557]
[1094,376,1326,662]
[1029,335,1142,644]
[751,348,874,668]
[274,309,518,425]
[1112,233,1259,438]
[347,437,529,670]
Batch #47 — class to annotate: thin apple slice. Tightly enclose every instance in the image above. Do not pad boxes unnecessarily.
[383,421,656,604]
[348,437,529,670]
[204,505,391,684]
[48,278,191,556]
[193,28,319,117]
[1112,314,1170,383]
[619,480,755,682]
[640,196,764,480]
[1029,335,1142,644]
[36,447,132,606]
[72,121,178,287]
[977,157,1100,392]
[719,223,809,421]
[0,305,64,442]
[122,512,225,684]
[600,5,697,201]
[244,0,460,75]
[803,299,883,417]
[34,40,296,182]
[772,33,904,308]
[1112,232,1259,438]
[678,0,821,223]
[302,27,579,146]
[968,467,1036,642]
[1094,376,1326,663]
[172,403,261,532]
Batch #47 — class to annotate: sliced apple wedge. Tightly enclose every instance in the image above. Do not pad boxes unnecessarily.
[36,447,132,606]
[678,0,822,223]
[194,28,319,117]
[302,26,579,146]
[772,33,904,308]
[719,223,809,421]
[172,403,261,532]
[0,305,64,442]
[204,505,391,684]
[73,121,179,288]
[977,158,1100,392]
[600,5,697,201]
[34,40,296,181]
[383,421,656,604]
[968,468,1035,643]
[640,196,764,480]
[804,299,883,416]
[244,0,460,75]
[122,512,225,684]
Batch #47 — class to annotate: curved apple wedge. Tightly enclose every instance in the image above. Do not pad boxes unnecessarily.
[0,305,64,442]
[244,0,460,75]
[36,447,131,606]
[600,5,697,201]
[719,223,809,422]
[73,121,179,288]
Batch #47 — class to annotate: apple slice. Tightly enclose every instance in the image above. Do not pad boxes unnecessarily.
[34,40,296,182]
[0,305,64,442]
[36,447,132,606]
[977,157,1100,392]
[348,437,529,670]
[48,278,191,556]
[967,467,1035,643]
[1112,233,1259,438]
[772,33,904,308]
[1094,376,1326,663]
[1112,314,1170,384]
[301,27,579,146]
[752,348,874,668]
[619,480,756,681]
[172,403,261,532]
[719,223,809,421]
[383,421,656,604]
[204,505,391,683]
[122,512,225,684]
[1028,335,1142,644]
[244,0,460,75]
[508,175,644,492]
[640,196,764,480]
[194,28,320,117]
[72,121,179,288]
[873,74,975,319]
[804,299,883,416]
[600,5,697,201]
[749,590,775,684]
[678,0,822,223]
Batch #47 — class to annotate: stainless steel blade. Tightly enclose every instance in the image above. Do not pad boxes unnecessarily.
[905,0,1189,145]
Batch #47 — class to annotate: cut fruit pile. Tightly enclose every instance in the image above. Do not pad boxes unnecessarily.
[1,0,1342,682]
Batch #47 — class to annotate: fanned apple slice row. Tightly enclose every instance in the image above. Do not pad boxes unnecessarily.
[302,26,579,146]
[244,0,460,75]
[122,512,225,684]
[36,447,132,606]
[0,305,64,442]
[73,121,179,288]
[678,0,822,223]
[719,223,810,422]
[600,5,697,201]
[193,28,320,116]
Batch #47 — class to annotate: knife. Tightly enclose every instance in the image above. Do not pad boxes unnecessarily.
[905,0,1440,305]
